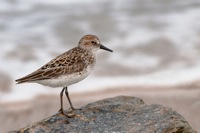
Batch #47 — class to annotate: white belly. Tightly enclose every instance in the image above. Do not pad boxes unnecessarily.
[36,67,93,88]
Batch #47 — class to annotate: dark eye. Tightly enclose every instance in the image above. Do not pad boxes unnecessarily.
[91,41,96,44]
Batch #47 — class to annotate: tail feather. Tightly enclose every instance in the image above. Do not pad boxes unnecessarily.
[15,70,49,84]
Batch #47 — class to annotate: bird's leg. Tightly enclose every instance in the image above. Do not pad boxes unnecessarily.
[64,87,76,110]
[58,87,75,118]
[58,87,65,114]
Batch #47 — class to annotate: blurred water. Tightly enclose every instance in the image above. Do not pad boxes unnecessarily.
[1,0,200,102]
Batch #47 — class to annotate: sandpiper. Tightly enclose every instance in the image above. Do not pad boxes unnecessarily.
[16,34,113,116]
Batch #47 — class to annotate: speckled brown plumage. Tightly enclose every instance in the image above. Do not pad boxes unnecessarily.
[16,47,95,83]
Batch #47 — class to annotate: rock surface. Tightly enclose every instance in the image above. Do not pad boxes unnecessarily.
[10,96,195,133]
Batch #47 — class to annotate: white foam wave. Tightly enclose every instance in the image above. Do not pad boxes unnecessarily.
[1,0,200,103]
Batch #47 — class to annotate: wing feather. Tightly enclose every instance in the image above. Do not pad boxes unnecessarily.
[15,47,89,84]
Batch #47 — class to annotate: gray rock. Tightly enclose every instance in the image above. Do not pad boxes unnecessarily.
[9,96,195,133]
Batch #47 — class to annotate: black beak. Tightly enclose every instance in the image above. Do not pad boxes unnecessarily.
[100,44,113,52]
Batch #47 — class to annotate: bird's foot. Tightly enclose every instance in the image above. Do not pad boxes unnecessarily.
[58,109,75,118]
[68,106,82,112]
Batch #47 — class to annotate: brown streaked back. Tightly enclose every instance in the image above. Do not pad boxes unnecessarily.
[15,47,95,84]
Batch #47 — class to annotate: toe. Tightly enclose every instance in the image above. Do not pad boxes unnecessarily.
[59,109,75,118]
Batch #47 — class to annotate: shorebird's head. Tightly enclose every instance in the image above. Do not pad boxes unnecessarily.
[78,34,113,53]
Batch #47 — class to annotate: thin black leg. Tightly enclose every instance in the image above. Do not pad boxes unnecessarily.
[65,87,75,110]
[58,87,75,119]
[58,87,65,113]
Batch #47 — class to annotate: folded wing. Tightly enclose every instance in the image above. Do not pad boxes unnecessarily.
[16,47,86,84]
